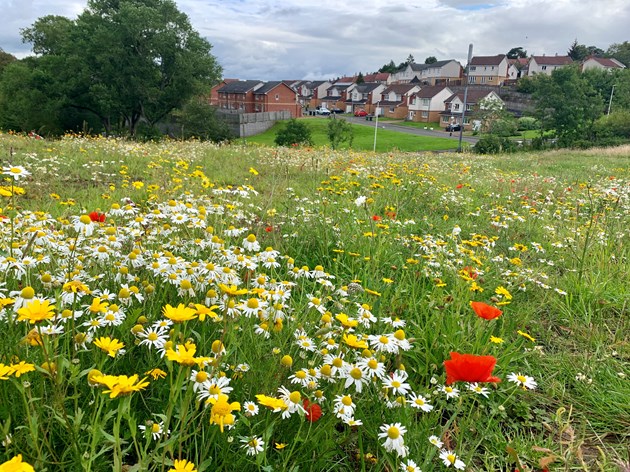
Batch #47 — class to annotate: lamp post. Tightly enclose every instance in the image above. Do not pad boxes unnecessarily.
[607,84,616,115]
[458,43,474,153]
[373,100,380,152]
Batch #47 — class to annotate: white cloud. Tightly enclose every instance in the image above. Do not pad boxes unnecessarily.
[1,0,628,80]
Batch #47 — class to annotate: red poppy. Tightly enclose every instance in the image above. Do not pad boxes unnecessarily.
[470,301,502,320]
[443,352,501,385]
[456,183,463,189]
[372,215,382,221]
[385,211,396,219]
[89,211,106,223]
[265,226,273,232]
[303,399,322,422]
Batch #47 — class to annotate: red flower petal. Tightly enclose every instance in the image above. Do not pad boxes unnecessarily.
[444,352,501,385]
[470,301,502,320]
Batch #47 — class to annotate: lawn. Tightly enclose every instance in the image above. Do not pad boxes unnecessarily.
[239,117,459,152]
[0,131,628,471]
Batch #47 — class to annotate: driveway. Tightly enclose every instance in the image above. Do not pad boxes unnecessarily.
[343,116,479,145]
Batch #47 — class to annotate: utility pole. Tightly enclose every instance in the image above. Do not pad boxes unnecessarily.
[607,84,616,115]
[458,43,474,153]
[373,100,380,152]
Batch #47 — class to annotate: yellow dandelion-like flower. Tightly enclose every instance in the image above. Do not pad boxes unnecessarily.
[162,303,197,323]
[16,299,56,324]
[93,337,125,357]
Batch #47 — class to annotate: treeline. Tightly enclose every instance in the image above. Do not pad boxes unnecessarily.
[473,65,630,153]
[0,0,231,141]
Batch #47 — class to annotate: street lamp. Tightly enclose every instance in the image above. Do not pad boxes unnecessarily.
[373,100,381,152]
[607,84,616,115]
[458,43,474,153]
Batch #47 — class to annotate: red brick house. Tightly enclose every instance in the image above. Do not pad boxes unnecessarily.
[216,80,264,112]
[209,79,238,106]
[253,81,302,117]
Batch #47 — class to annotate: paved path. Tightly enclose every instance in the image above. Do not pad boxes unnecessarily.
[343,116,479,145]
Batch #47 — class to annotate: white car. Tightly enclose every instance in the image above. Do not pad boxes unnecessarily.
[316,108,331,116]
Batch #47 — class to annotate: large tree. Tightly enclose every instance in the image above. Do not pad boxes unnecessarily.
[20,0,221,136]
[532,65,603,146]
[567,39,604,61]
[606,41,630,67]
[506,47,527,59]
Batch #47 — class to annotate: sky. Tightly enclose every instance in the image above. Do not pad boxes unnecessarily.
[1,0,629,81]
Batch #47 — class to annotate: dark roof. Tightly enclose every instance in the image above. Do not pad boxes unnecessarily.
[530,55,573,66]
[254,81,289,94]
[329,83,352,90]
[470,55,506,66]
[382,84,419,94]
[413,86,452,99]
[363,72,390,81]
[353,83,382,93]
[218,80,263,93]
[583,56,625,68]
[445,89,501,104]
[380,100,405,106]
[409,60,456,71]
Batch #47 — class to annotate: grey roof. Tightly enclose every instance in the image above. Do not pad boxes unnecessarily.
[409,60,456,71]
[218,80,263,93]
[254,81,287,94]
[470,55,506,66]
[413,85,452,98]
[353,82,382,93]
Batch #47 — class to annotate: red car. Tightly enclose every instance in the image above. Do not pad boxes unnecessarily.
[354,109,368,117]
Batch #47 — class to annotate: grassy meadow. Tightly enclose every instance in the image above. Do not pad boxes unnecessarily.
[0,131,629,471]
[239,117,459,152]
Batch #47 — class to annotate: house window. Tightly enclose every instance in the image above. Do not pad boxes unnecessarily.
[542,65,547,70]
[389,107,395,113]
[422,98,430,106]
[275,94,279,101]
[463,117,470,124]
[442,116,450,123]
[481,76,487,84]
[466,104,473,111]
[453,104,460,111]
[468,76,476,84]
[470,66,476,71]
[422,111,429,118]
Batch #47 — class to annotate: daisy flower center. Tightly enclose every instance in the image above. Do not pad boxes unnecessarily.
[387,426,400,439]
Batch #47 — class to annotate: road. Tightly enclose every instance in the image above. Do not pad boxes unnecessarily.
[343,116,479,145]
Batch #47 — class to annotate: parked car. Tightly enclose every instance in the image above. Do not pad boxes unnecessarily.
[354,109,368,117]
[316,108,331,116]
[331,108,345,114]
[445,123,462,132]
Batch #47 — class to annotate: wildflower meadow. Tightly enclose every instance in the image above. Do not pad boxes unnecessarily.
[0,132,628,471]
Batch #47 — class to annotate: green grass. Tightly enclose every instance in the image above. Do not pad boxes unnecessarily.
[390,121,441,130]
[0,131,629,471]
[239,117,458,152]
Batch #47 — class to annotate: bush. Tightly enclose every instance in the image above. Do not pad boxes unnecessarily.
[593,110,630,140]
[517,116,540,131]
[490,118,519,137]
[275,119,313,147]
[326,118,354,150]
[473,135,516,154]
[172,99,232,142]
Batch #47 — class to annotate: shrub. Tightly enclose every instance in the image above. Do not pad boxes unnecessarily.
[172,99,233,142]
[490,118,519,137]
[517,116,540,131]
[326,118,354,150]
[275,119,313,147]
[473,135,516,154]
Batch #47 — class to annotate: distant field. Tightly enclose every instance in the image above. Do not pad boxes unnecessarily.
[239,117,459,152]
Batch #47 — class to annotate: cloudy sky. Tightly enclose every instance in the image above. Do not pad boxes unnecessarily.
[1,0,628,80]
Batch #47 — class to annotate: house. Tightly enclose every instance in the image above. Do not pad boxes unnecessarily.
[407,86,454,122]
[363,72,392,84]
[391,60,463,85]
[320,83,354,110]
[581,56,626,72]
[253,81,302,118]
[468,55,509,86]
[440,89,504,130]
[345,83,386,114]
[526,55,573,76]
[209,79,238,106]
[216,80,264,112]
[378,84,421,119]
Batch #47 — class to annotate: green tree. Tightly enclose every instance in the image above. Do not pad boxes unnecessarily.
[474,97,516,135]
[326,118,354,150]
[20,0,221,136]
[172,98,232,142]
[533,66,604,146]
[506,47,527,59]
[275,119,313,147]
[424,56,437,64]
[606,41,630,67]
[378,60,397,74]
[356,72,365,84]
[405,54,415,65]
[0,49,17,74]
[567,39,604,61]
